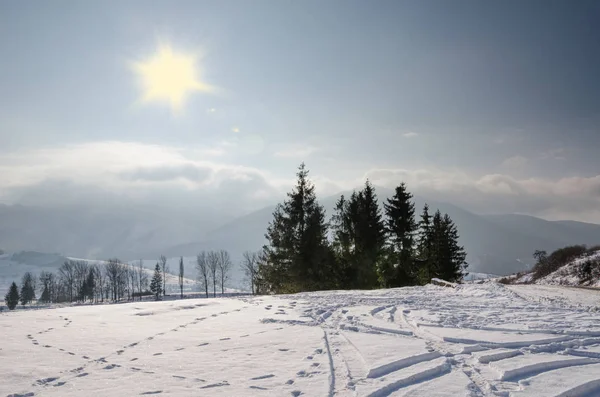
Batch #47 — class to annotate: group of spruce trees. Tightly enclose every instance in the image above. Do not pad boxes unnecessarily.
[258,163,468,294]
[4,272,36,310]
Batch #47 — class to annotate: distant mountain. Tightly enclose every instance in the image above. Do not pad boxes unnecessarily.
[3,189,600,278]
[0,203,231,260]
[161,188,600,276]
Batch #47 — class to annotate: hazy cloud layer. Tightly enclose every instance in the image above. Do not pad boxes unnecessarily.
[1,141,599,223]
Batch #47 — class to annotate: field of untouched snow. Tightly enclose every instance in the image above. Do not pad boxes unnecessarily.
[2,283,600,397]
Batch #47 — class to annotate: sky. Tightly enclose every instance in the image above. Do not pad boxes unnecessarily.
[1,0,599,222]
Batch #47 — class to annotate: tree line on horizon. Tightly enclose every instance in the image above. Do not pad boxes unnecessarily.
[3,251,236,310]
[252,163,468,294]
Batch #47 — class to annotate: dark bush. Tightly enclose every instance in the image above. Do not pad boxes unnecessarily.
[532,245,588,281]
[587,245,600,254]
[577,257,600,284]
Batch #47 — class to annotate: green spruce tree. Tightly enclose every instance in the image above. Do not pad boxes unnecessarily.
[20,272,36,306]
[440,214,468,282]
[382,183,418,287]
[416,204,435,284]
[331,195,354,288]
[262,163,334,293]
[354,181,386,289]
[5,282,19,310]
[150,263,163,300]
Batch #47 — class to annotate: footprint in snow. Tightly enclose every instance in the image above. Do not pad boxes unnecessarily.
[219,338,230,341]
[286,379,295,385]
[250,386,268,390]
[76,373,89,378]
[103,364,120,370]
[53,382,67,387]
[7,393,35,397]
[250,374,275,381]
[35,377,59,385]
[279,348,290,352]
[197,343,209,347]
[172,375,186,380]
[175,347,185,351]
[311,363,320,368]
[314,349,323,354]
[130,358,138,361]
[306,356,313,360]
[140,391,163,395]
[153,353,163,356]
[291,391,303,397]
[200,381,230,389]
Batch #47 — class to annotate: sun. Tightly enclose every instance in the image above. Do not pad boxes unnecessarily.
[131,44,214,112]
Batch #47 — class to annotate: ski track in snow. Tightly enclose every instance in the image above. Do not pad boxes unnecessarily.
[2,283,600,396]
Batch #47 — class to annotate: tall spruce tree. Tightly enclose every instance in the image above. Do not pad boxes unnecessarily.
[382,183,418,287]
[262,163,334,293]
[331,195,353,287]
[150,264,163,300]
[354,181,386,289]
[20,272,36,305]
[426,211,468,283]
[5,282,19,310]
[440,214,468,282]
[416,204,435,284]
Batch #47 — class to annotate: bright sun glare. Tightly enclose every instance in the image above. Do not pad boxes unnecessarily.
[132,44,213,112]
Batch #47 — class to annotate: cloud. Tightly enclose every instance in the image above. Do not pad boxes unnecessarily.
[539,147,567,161]
[0,141,284,213]
[500,155,529,170]
[273,145,320,158]
[402,131,419,138]
[123,164,213,183]
[364,167,600,222]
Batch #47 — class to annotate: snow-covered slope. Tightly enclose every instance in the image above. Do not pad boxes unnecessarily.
[2,282,600,396]
[506,250,600,288]
[537,250,600,288]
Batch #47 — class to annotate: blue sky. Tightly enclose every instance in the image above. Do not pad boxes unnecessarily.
[1,0,599,221]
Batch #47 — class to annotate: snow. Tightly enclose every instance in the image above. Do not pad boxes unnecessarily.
[537,250,600,288]
[2,281,600,396]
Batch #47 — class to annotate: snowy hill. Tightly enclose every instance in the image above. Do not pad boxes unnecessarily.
[503,248,600,288]
[3,282,600,396]
[536,250,600,288]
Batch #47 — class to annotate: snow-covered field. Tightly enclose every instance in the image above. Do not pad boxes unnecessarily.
[2,282,600,397]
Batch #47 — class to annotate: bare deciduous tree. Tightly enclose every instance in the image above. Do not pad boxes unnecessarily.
[196,252,209,298]
[59,260,75,302]
[207,251,219,298]
[241,251,260,295]
[178,256,184,299]
[136,260,148,301]
[217,250,232,295]
[73,260,89,301]
[159,255,168,296]
[106,258,124,301]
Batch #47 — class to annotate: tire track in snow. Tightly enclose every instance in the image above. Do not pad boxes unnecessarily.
[399,307,490,396]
